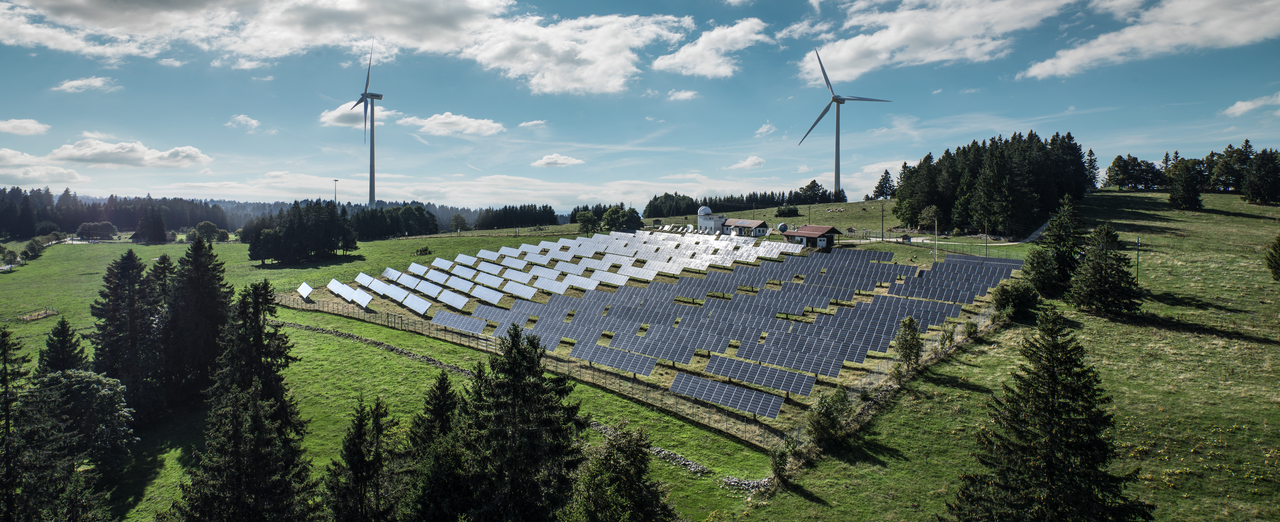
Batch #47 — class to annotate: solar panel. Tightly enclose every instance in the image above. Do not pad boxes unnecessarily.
[704,355,814,396]
[326,279,353,301]
[355,272,375,287]
[382,283,410,303]
[503,269,533,284]
[531,266,560,279]
[454,254,478,266]
[499,246,522,257]
[562,273,599,291]
[431,311,487,334]
[446,275,475,293]
[403,294,431,315]
[397,273,423,288]
[474,272,505,288]
[470,285,505,305]
[415,280,443,298]
[431,257,453,271]
[437,289,470,310]
[501,257,528,270]
[352,289,373,308]
[503,281,538,300]
[407,262,428,275]
[297,282,313,299]
[477,261,504,275]
[533,276,569,295]
[477,249,500,261]
[382,267,403,280]
[570,345,656,376]
[591,271,629,286]
[669,373,783,419]
[452,266,478,280]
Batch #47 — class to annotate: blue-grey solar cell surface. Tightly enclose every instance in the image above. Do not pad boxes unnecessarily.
[704,355,815,396]
[569,345,656,376]
[431,311,487,334]
[670,373,783,419]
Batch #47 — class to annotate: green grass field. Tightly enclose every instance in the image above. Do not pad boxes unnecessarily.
[2,190,1276,520]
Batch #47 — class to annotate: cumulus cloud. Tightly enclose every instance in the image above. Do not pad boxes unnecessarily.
[518,120,546,128]
[653,18,772,78]
[81,130,115,139]
[724,0,751,6]
[0,165,88,184]
[1222,91,1280,117]
[795,164,812,174]
[157,58,186,67]
[774,19,833,40]
[754,121,776,137]
[0,119,50,135]
[1089,0,1146,18]
[46,139,212,168]
[667,89,698,101]
[1021,0,1280,79]
[225,114,261,132]
[231,58,270,69]
[319,103,404,128]
[0,148,52,167]
[803,0,1068,84]
[397,112,505,136]
[462,14,692,94]
[723,155,765,170]
[531,153,584,167]
[51,76,120,92]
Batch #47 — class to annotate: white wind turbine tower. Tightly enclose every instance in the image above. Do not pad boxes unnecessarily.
[351,43,383,208]
[798,48,890,197]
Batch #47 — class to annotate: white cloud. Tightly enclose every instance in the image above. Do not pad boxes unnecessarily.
[531,153,584,167]
[775,19,833,40]
[803,0,1069,84]
[232,58,270,69]
[252,75,274,81]
[1022,0,1280,79]
[723,155,765,170]
[80,130,115,139]
[397,112,505,136]
[462,14,692,94]
[795,164,812,174]
[225,114,261,133]
[0,148,52,167]
[960,88,980,94]
[157,58,186,67]
[1222,91,1280,117]
[645,116,665,123]
[1089,0,1147,19]
[667,89,698,101]
[754,121,776,137]
[518,120,547,128]
[319,103,404,128]
[653,18,772,78]
[724,0,751,6]
[46,139,212,168]
[932,89,942,94]
[0,165,88,184]
[51,76,120,93]
[642,89,659,97]
[0,119,50,135]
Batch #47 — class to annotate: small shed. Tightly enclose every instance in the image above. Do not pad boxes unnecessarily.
[782,225,841,248]
[723,218,769,237]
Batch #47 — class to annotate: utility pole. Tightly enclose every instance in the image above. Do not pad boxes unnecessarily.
[1136,237,1141,282]
[333,179,338,203]
[984,219,988,258]
[880,204,885,242]
[934,217,938,264]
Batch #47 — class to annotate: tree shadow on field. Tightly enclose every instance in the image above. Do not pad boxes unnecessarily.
[917,368,992,395]
[1199,206,1276,221]
[1147,291,1248,314]
[827,429,908,468]
[108,403,209,519]
[780,481,831,507]
[251,254,366,270]
[1112,312,1279,347]
[1082,193,1175,223]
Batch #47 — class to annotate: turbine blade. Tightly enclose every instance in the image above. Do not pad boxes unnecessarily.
[815,49,834,97]
[837,95,891,102]
[363,101,369,144]
[350,97,364,111]
[798,101,833,146]
[364,43,373,93]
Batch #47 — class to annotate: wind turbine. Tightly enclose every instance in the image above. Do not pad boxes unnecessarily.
[350,43,383,208]
[798,49,890,197]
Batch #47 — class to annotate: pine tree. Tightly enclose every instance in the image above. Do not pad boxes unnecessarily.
[1265,232,1280,283]
[459,325,585,522]
[409,371,460,454]
[38,317,88,374]
[90,250,166,419]
[1025,196,1084,298]
[26,369,135,471]
[872,170,896,199]
[557,424,679,522]
[164,237,233,403]
[1066,223,1142,315]
[1166,159,1205,210]
[325,396,397,522]
[0,327,29,522]
[893,316,923,371]
[941,310,1154,521]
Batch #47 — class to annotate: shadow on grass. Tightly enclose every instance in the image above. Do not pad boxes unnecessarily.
[826,431,908,468]
[108,403,209,520]
[1199,206,1276,221]
[250,254,367,270]
[1147,291,1249,314]
[1112,312,1279,347]
[917,368,992,395]
[1081,193,1176,224]
[779,482,831,507]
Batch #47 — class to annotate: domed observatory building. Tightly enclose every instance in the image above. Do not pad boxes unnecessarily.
[695,206,726,233]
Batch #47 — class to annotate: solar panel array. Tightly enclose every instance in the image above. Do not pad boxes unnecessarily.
[432,311,487,334]
[403,294,431,315]
[569,345,657,376]
[670,373,783,419]
[438,289,470,310]
[470,285,505,305]
[887,256,1020,304]
[704,354,814,395]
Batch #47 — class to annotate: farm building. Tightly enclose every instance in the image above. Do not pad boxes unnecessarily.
[782,225,841,248]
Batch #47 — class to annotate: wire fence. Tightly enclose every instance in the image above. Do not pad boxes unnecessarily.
[275,294,787,450]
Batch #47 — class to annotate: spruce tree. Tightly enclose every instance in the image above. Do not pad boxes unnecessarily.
[0,327,29,522]
[409,371,460,452]
[894,316,923,371]
[942,310,1154,521]
[1025,196,1083,298]
[557,424,679,522]
[1265,232,1280,283]
[90,250,165,419]
[38,317,88,374]
[1166,159,1205,210]
[1066,223,1142,315]
[164,237,233,403]
[872,170,896,199]
[459,325,585,522]
[325,396,397,522]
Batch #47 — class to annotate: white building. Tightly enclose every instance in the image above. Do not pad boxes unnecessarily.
[696,206,726,233]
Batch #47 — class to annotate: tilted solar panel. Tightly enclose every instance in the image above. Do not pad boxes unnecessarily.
[503,281,538,300]
[452,266,478,280]
[352,289,373,308]
[407,262,428,275]
[382,267,403,280]
[470,285,505,305]
[355,272,375,287]
[437,290,470,310]
[403,294,431,315]
[431,257,453,271]
[454,254,478,266]
[669,373,783,419]
[297,282,313,299]
[477,249,500,261]
[704,355,815,396]
[424,269,449,284]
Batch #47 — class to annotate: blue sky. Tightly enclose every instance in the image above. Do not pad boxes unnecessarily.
[2,0,1278,213]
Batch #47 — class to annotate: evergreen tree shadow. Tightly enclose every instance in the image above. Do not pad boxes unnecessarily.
[1111,312,1279,346]
[826,428,908,468]
[251,254,366,270]
[1147,290,1249,313]
[917,368,992,395]
[108,403,209,519]
[1080,194,1175,223]
[1199,206,1275,221]
[778,482,831,507]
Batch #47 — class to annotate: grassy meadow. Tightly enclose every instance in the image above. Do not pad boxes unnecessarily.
[1,189,1276,520]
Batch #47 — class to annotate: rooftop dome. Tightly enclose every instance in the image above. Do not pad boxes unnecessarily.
[697,206,713,216]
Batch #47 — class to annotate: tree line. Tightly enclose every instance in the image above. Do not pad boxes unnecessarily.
[640,181,849,219]
[1104,139,1280,206]
[239,201,361,265]
[892,131,1093,237]
[472,204,558,231]
[0,187,229,240]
